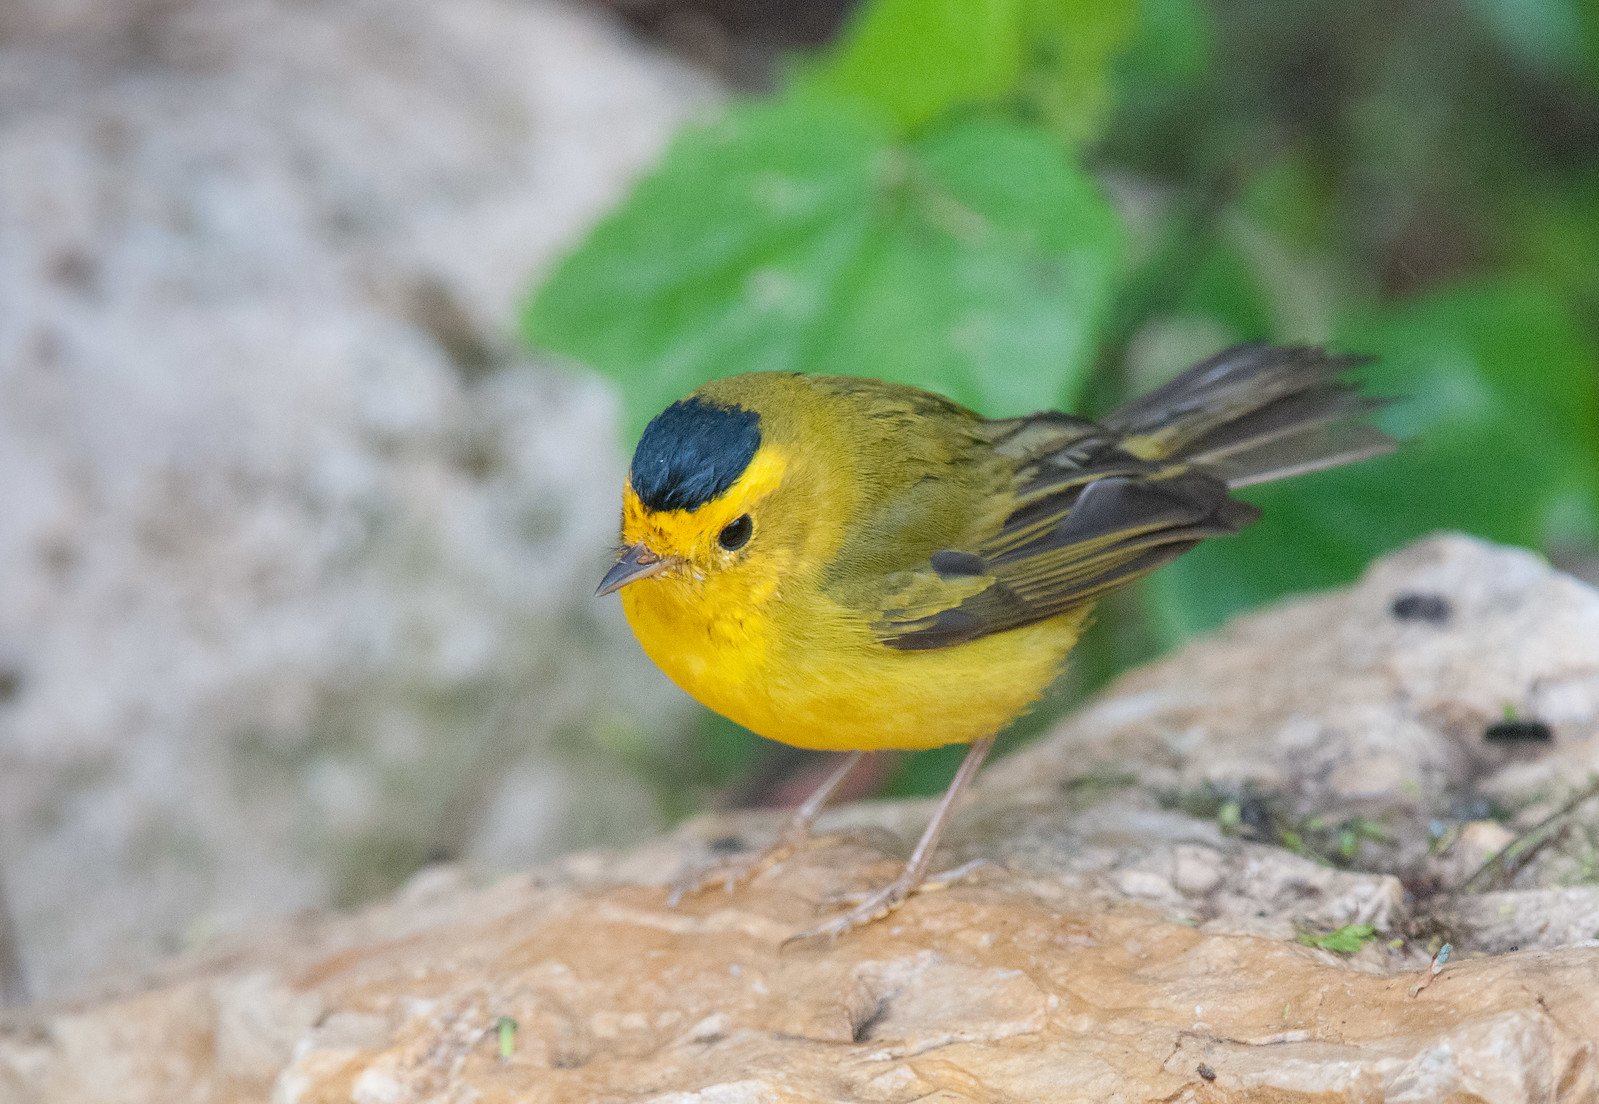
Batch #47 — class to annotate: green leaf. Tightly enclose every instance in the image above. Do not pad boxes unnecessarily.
[1147,280,1599,643]
[804,0,1139,142]
[814,119,1123,414]
[1097,0,1213,170]
[1588,4,1599,84]
[1178,237,1275,341]
[1508,177,1599,316]
[524,97,1123,438]
[1467,0,1594,80]
[1299,924,1377,954]
[1018,0,1141,144]
[886,742,974,798]
[524,97,889,436]
[807,0,1027,134]
[1241,155,1343,258]
[1115,0,1211,94]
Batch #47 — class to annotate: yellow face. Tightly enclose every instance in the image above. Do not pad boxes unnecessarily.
[619,445,789,587]
[597,443,817,651]
[597,379,864,732]
[599,443,818,707]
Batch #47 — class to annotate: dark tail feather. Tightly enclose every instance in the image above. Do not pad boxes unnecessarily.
[1102,344,1397,487]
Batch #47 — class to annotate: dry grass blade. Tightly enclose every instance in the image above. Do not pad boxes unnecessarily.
[1458,776,1599,893]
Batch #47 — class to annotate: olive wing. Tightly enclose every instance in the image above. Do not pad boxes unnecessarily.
[875,423,1254,650]
[873,343,1393,651]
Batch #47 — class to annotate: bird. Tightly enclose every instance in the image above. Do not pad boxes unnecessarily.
[596,344,1394,942]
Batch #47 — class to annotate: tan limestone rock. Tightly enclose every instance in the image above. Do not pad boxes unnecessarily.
[2,857,1596,1103]
[4,535,1599,1102]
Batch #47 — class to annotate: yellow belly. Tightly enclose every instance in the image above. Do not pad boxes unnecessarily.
[621,580,1088,751]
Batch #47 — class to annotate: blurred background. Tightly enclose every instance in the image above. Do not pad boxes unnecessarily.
[1,0,1595,1005]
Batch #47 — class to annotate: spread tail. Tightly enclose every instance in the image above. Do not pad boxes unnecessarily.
[1102,344,1397,487]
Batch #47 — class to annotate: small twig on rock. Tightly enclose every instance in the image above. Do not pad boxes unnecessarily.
[1410,943,1451,997]
[1459,776,1599,893]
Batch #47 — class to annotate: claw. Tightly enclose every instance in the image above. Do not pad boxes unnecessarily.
[667,841,793,908]
[781,738,1000,948]
[787,857,999,944]
[814,856,997,909]
[783,876,919,948]
[919,857,999,891]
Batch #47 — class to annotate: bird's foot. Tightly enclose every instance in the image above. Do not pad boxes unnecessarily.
[816,858,997,909]
[782,859,995,946]
[668,843,791,908]
[784,871,920,946]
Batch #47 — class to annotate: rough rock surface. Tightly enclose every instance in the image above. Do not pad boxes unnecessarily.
[986,532,1599,918]
[8,861,1598,1104]
[3,535,1597,1102]
[0,0,716,1000]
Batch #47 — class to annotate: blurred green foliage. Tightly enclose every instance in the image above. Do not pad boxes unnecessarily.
[524,97,1121,434]
[525,0,1599,802]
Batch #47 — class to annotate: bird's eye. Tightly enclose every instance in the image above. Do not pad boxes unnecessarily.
[717,514,753,551]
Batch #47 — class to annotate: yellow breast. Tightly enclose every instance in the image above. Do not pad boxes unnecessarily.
[621,579,1087,752]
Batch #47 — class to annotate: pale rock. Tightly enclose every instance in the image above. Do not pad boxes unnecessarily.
[1459,819,1516,856]
[0,0,717,1001]
[1171,844,1225,895]
[211,972,324,1081]
[1114,870,1177,899]
[988,535,1599,892]
[1442,887,1599,953]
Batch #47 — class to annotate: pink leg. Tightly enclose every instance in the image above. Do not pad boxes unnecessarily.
[785,737,995,944]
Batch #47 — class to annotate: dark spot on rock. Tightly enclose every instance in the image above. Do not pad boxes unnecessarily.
[37,535,79,578]
[1238,793,1275,838]
[1484,720,1553,743]
[32,328,63,366]
[851,994,891,1042]
[517,503,564,544]
[1391,592,1451,624]
[1198,1063,1217,1081]
[453,432,504,481]
[707,835,746,855]
[0,669,20,704]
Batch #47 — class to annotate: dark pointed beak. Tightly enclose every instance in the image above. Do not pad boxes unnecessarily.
[595,543,671,597]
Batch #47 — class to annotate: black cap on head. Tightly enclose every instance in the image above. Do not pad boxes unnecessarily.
[630,397,762,512]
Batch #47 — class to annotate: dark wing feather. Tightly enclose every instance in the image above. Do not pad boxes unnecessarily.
[879,439,1253,649]
[876,344,1393,651]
